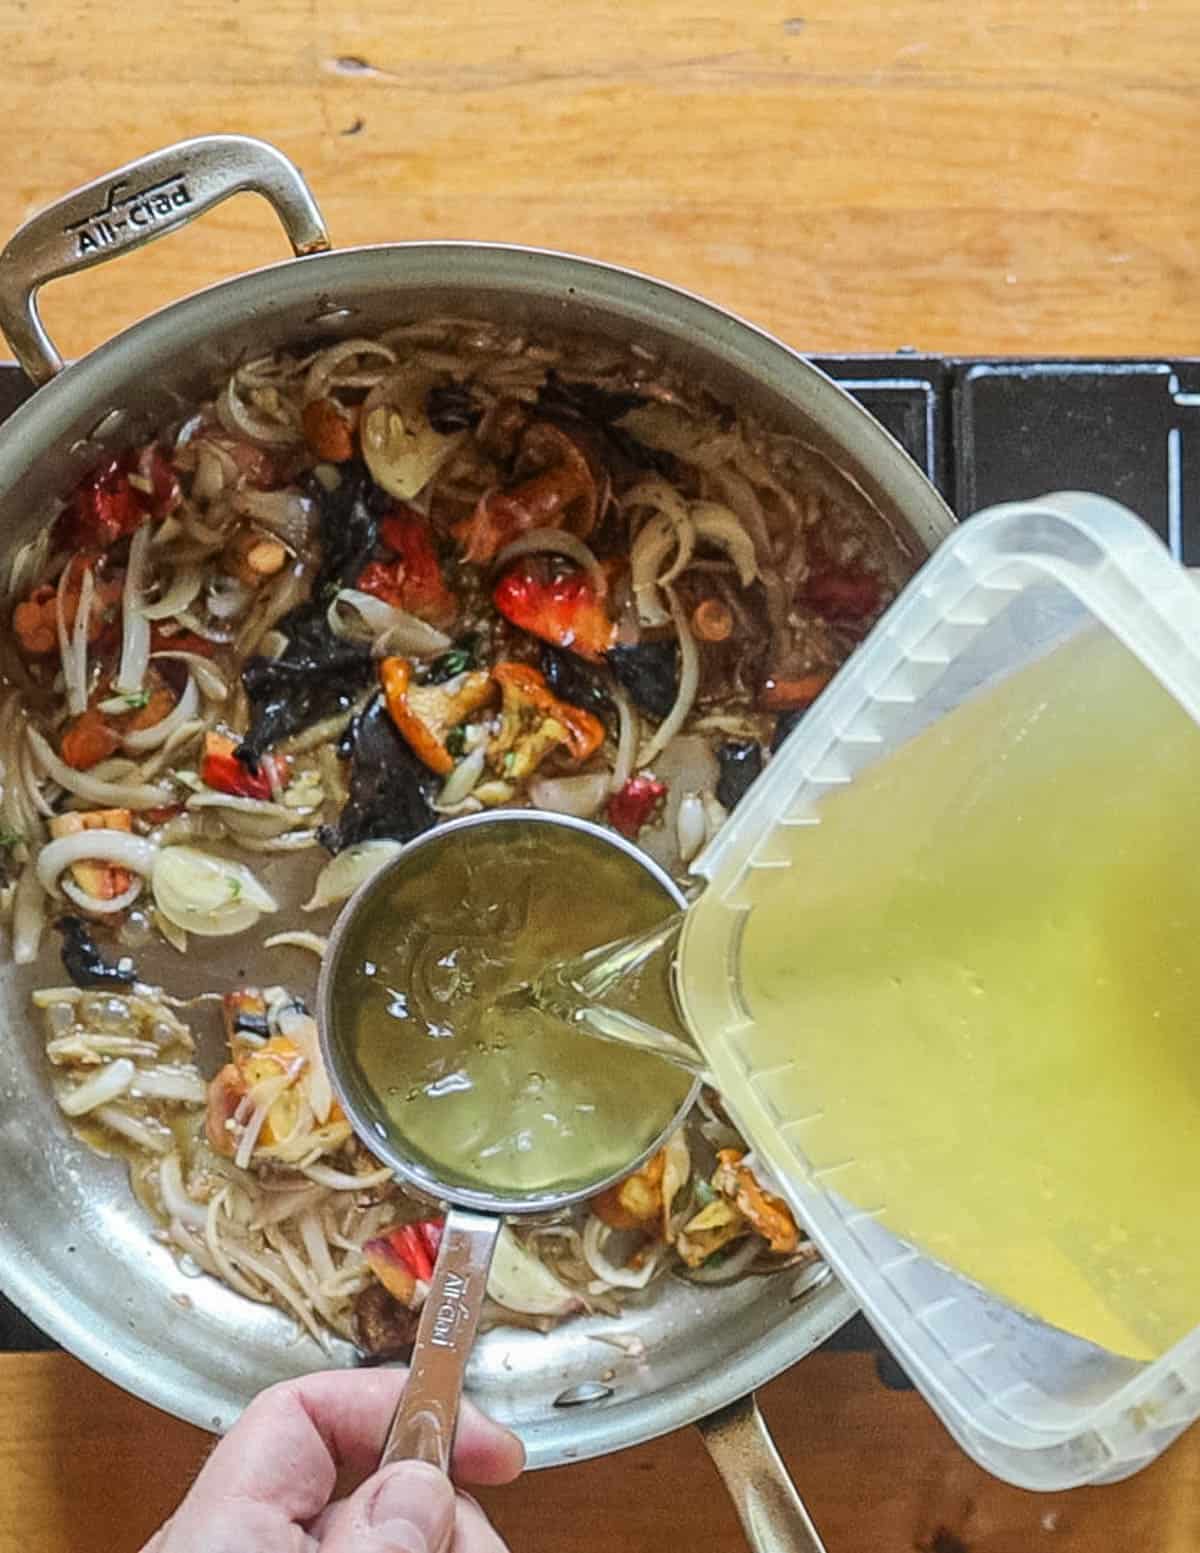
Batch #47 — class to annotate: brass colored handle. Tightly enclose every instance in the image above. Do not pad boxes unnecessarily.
[0,134,330,385]
[380,1207,502,1473]
[697,1393,829,1553]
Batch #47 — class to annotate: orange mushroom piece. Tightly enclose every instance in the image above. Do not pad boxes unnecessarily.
[378,656,495,776]
[452,421,603,564]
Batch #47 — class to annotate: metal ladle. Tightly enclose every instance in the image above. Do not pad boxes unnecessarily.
[316,811,699,1473]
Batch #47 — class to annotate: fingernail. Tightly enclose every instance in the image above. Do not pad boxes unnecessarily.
[369,1461,455,1553]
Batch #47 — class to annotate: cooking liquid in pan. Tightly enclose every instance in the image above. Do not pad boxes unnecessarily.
[527,630,1200,1360]
[338,819,692,1198]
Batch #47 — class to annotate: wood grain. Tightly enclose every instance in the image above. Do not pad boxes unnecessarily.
[1,1350,1198,1553]
[1,4,1199,1549]
[1,2,1198,363]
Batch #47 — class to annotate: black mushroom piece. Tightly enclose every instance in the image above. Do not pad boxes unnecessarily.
[606,640,679,721]
[771,710,804,753]
[540,645,614,722]
[237,465,381,767]
[353,1282,420,1363]
[319,695,438,853]
[55,916,136,989]
[425,381,484,434]
[716,741,764,811]
[535,372,678,478]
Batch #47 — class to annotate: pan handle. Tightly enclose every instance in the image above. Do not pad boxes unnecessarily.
[0,134,330,386]
[379,1207,502,1473]
[697,1392,829,1553]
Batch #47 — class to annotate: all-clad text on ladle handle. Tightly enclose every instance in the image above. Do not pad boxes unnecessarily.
[697,1393,829,1553]
[380,1207,502,1474]
[0,134,331,386]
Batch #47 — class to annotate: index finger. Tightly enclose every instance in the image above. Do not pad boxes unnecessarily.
[185,1368,525,1525]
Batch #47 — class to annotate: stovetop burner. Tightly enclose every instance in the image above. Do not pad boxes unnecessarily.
[0,351,1192,1361]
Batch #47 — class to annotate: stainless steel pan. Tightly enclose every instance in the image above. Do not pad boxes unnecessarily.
[0,136,955,1551]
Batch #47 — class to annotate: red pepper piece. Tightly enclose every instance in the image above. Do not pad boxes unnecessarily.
[356,506,457,628]
[59,457,147,550]
[804,571,881,620]
[390,1222,437,1283]
[607,775,667,838]
[57,445,182,552]
[493,560,615,662]
[200,732,287,800]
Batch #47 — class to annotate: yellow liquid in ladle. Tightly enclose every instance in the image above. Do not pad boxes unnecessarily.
[335,820,692,1199]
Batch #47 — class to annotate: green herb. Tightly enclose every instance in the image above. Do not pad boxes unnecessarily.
[121,690,152,711]
[445,726,468,758]
[502,750,517,775]
[423,634,482,685]
[227,877,243,901]
[0,829,26,850]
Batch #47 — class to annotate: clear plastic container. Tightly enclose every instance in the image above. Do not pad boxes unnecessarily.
[680,492,1200,1490]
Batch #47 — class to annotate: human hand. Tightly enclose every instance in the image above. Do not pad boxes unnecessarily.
[141,1368,524,1552]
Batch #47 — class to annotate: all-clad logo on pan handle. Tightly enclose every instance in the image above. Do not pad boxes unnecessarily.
[65,172,193,257]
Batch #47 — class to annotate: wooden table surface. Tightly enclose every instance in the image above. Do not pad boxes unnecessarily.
[2,2,1200,1549]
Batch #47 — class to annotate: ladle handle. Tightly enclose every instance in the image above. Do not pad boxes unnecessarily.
[379,1207,502,1473]
[697,1393,828,1553]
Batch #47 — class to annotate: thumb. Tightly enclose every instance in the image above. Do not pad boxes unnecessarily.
[321,1460,457,1553]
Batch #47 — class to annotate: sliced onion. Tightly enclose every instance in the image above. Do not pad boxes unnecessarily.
[152,845,278,938]
[304,338,397,402]
[637,586,700,769]
[115,524,152,694]
[95,1104,172,1153]
[132,1067,206,1104]
[302,840,403,912]
[495,528,606,595]
[298,1207,336,1287]
[140,719,207,780]
[234,488,317,551]
[37,829,159,895]
[140,565,204,621]
[57,563,92,716]
[150,651,228,702]
[61,876,143,916]
[327,588,452,656]
[611,687,639,794]
[437,746,488,809]
[690,501,760,586]
[487,1226,582,1315]
[12,861,45,964]
[629,515,675,627]
[217,374,300,448]
[122,674,199,753]
[677,792,707,864]
[189,792,294,820]
[172,609,235,645]
[58,1057,135,1116]
[159,1153,207,1229]
[528,769,610,818]
[361,368,464,500]
[581,1215,665,1290]
[276,1004,333,1126]
[263,931,328,960]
